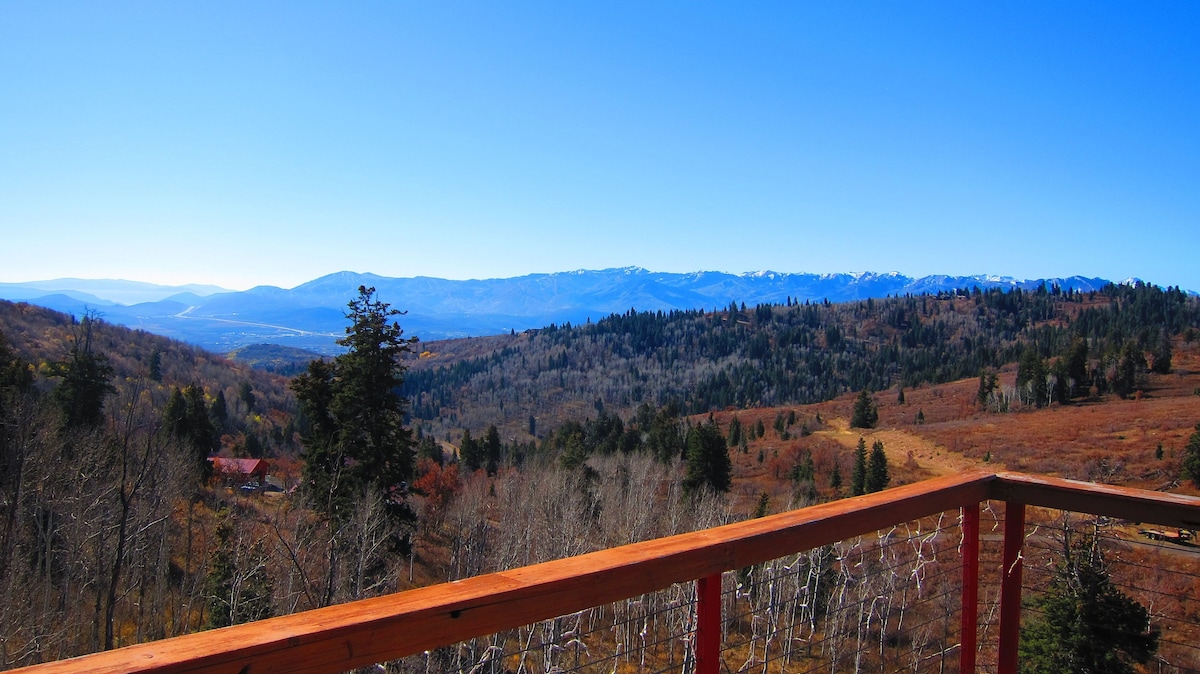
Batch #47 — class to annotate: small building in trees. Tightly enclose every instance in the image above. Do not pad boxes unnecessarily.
[209,457,270,488]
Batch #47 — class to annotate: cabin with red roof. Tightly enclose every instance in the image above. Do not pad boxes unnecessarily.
[208,457,269,488]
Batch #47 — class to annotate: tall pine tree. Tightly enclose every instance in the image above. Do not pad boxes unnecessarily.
[850,390,878,429]
[162,383,217,483]
[683,419,732,495]
[866,439,890,493]
[484,424,502,475]
[292,286,418,524]
[851,437,867,496]
[48,314,114,430]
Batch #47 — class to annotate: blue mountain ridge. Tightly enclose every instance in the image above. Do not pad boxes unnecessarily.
[0,268,1143,354]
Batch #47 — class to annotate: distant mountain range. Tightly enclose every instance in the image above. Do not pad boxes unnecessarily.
[0,278,230,306]
[0,269,1138,354]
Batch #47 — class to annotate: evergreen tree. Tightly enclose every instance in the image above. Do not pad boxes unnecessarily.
[648,403,684,464]
[557,430,587,470]
[1019,533,1158,673]
[866,439,889,493]
[830,461,842,491]
[238,382,256,412]
[147,349,162,382]
[1050,358,1071,406]
[291,286,418,524]
[977,368,998,408]
[683,419,732,494]
[790,451,815,484]
[727,416,742,447]
[1182,423,1200,486]
[851,437,867,496]
[752,492,770,518]
[415,427,444,466]
[163,387,187,435]
[242,432,263,459]
[484,424,502,476]
[208,390,229,432]
[459,429,482,472]
[163,384,217,482]
[1112,340,1146,399]
[48,315,115,430]
[1017,346,1048,408]
[1063,338,1090,398]
[1151,331,1173,374]
[291,359,339,507]
[850,390,878,429]
[184,384,217,455]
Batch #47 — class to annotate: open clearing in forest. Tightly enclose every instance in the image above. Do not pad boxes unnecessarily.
[717,338,1200,505]
[814,416,981,477]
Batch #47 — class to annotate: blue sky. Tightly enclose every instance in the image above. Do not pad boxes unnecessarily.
[2,2,1198,291]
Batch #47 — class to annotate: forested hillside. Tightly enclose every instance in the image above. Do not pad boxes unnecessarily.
[403,282,1199,446]
[2,282,1198,670]
[0,293,746,668]
[0,301,297,457]
[0,301,300,666]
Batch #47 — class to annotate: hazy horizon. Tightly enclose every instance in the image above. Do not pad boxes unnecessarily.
[1,267,1178,301]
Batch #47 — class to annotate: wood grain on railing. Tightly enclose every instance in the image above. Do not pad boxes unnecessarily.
[11,471,995,674]
[17,471,1200,674]
[988,471,1200,528]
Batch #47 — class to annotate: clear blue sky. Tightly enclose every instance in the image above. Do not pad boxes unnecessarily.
[2,2,1198,291]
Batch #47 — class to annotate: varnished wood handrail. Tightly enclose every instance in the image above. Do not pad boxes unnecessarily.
[11,472,992,674]
[11,471,1200,674]
[987,471,1200,528]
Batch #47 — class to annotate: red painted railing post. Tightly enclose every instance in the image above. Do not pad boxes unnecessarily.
[696,573,722,674]
[960,502,980,673]
[997,501,1025,674]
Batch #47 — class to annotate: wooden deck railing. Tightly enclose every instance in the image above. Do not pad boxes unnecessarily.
[11,471,1200,674]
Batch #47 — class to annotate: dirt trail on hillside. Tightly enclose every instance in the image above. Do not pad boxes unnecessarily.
[816,417,982,477]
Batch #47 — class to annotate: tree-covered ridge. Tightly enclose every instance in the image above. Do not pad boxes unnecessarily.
[0,301,304,663]
[226,344,325,377]
[0,300,297,458]
[403,283,1200,442]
